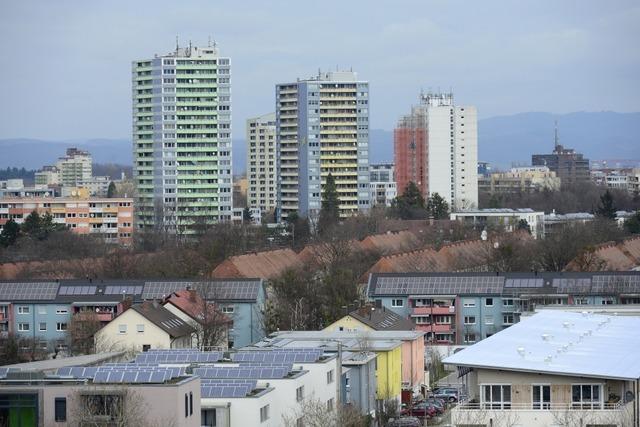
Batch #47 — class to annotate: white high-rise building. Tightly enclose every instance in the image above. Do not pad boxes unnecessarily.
[246,113,277,213]
[276,71,370,221]
[132,44,232,233]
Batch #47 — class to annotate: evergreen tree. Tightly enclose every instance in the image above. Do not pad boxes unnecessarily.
[21,211,42,236]
[391,181,426,219]
[517,219,531,234]
[625,211,640,234]
[242,207,252,223]
[426,192,450,219]
[595,190,617,219]
[0,219,20,247]
[318,173,340,234]
[107,181,117,198]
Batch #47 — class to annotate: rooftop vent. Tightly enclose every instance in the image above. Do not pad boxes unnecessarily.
[517,347,525,357]
[541,333,551,341]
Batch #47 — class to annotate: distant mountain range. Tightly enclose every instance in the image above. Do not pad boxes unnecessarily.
[1,111,638,174]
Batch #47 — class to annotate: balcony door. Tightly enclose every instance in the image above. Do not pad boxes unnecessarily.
[532,384,550,409]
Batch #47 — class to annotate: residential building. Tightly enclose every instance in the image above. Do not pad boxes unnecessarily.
[394,92,478,210]
[450,208,545,238]
[0,278,266,353]
[247,113,277,213]
[133,44,233,233]
[77,175,112,196]
[477,161,492,177]
[532,123,590,186]
[276,70,370,221]
[54,147,93,187]
[34,165,60,186]
[94,301,194,353]
[231,206,261,226]
[0,180,57,199]
[478,166,561,194]
[324,303,414,332]
[369,163,397,207]
[0,364,201,427]
[367,271,640,345]
[444,310,639,427]
[162,289,232,349]
[544,210,595,236]
[591,167,640,193]
[0,197,134,244]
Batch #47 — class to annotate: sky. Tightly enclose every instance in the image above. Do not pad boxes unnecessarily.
[0,0,639,140]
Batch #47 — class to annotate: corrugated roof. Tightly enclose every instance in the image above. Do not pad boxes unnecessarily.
[444,310,640,380]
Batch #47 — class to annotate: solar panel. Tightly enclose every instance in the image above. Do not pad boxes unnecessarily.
[554,278,592,293]
[592,275,640,294]
[122,371,137,382]
[200,380,257,398]
[142,280,261,301]
[104,285,143,295]
[58,285,97,296]
[373,275,504,296]
[504,278,544,288]
[135,351,222,364]
[194,366,291,379]
[0,282,59,301]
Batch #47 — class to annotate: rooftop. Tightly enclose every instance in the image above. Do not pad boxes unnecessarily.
[2,352,126,372]
[131,302,195,338]
[443,310,640,381]
[347,304,414,331]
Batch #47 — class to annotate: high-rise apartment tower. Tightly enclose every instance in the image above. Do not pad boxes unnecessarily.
[132,44,232,233]
[276,71,370,221]
[247,113,277,213]
[394,92,478,210]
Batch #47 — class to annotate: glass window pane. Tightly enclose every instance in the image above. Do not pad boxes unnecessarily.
[592,385,599,401]
[582,385,591,400]
[492,385,500,402]
[543,386,551,402]
[483,385,490,402]
[533,386,540,402]
[503,386,511,402]
[572,385,580,402]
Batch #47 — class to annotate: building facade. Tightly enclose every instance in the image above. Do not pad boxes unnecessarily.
[394,92,478,210]
[478,166,561,194]
[449,208,545,238]
[369,163,397,207]
[276,71,370,221]
[0,197,134,244]
[54,148,92,187]
[133,44,233,233]
[531,126,590,186]
[247,113,277,213]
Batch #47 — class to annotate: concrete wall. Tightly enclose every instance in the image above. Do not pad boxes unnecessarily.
[95,308,173,353]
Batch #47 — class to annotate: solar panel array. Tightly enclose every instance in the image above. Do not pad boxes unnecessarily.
[135,351,223,364]
[194,366,291,379]
[373,276,504,295]
[104,285,143,295]
[232,350,323,364]
[554,278,592,293]
[56,367,99,378]
[201,379,257,398]
[0,282,59,300]
[504,278,544,288]
[58,285,97,296]
[142,280,260,301]
[0,368,20,379]
[592,275,640,293]
[57,365,185,383]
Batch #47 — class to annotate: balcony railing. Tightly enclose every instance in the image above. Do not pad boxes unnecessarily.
[414,323,455,333]
[412,305,455,315]
[456,402,624,411]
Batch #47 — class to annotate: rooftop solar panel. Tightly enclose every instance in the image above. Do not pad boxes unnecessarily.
[0,282,59,301]
[373,276,504,296]
[142,280,261,301]
[194,365,291,379]
[104,285,143,295]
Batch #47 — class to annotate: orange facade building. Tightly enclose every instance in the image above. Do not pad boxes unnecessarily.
[0,197,134,245]
[394,108,428,197]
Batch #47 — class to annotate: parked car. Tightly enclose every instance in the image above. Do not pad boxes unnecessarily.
[430,387,459,402]
[424,397,446,411]
[388,417,422,427]
[401,401,438,418]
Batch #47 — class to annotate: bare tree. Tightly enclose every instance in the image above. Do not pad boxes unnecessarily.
[186,285,232,350]
[282,397,368,427]
[69,386,177,427]
[67,311,103,355]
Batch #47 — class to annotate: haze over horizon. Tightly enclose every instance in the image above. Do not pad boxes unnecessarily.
[1,0,639,141]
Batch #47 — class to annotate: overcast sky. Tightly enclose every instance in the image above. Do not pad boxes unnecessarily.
[1,0,638,140]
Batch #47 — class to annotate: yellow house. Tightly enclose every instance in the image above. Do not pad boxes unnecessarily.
[324,314,374,332]
[95,301,194,354]
[369,341,403,400]
[324,304,414,333]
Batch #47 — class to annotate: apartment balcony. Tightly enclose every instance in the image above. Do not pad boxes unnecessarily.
[414,323,455,333]
[0,312,8,322]
[412,305,455,316]
[452,402,632,427]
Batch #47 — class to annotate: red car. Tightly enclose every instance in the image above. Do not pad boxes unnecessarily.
[401,401,437,418]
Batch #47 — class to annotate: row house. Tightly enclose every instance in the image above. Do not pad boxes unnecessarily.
[0,278,266,353]
[366,272,640,345]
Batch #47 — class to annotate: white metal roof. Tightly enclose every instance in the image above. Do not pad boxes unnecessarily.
[443,310,640,380]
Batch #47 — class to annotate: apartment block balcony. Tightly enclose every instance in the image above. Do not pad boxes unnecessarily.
[414,323,455,333]
[0,312,8,322]
[412,305,455,316]
[452,402,632,427]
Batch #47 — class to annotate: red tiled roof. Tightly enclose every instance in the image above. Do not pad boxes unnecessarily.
[210,248,303,279]
[566,237,640,271]
[163,289,231,324]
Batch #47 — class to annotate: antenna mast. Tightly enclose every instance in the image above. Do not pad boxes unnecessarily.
[554,120,559,150]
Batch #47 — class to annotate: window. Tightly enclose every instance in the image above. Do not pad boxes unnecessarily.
[18,306,30,314]
[327,369,335,384]
[189,392,193,415]
[391,299,404,307]
[485,316,494,325]
[463,299,476,308]
[572,384,602,409]
[143,344,151,352]
[327,398,334,411]
[485,298,494,307]
[54,397,67,421]
[39,322,47,331]
[18,323,30,331]
[137,324,145,333]
[503,314,515,325]
[464,333,476,343]
[482,384,511,409]
[532,384,551,410]
[464,316,476,325]
[296,385,304,402]
[56,308,68,315]
[185,393,189,417]
[502,299,514,307]
[260,404,270,422]
[574,297,589,305]
[38,306,47,315]
[221,306,235,314]
[56,322,68,331]
[118,324,127,334]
